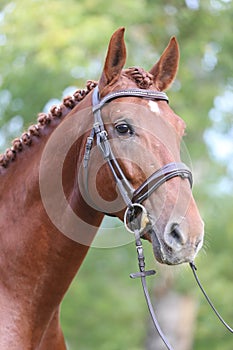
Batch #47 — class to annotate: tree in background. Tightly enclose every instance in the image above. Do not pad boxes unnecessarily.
[0,1,233,349]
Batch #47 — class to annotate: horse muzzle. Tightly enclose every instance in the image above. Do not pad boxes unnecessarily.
[149,224,204,265]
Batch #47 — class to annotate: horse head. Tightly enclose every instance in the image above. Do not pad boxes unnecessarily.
[85,28,204,265]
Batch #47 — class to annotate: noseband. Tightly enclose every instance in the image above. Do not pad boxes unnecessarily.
[83,86,193,212]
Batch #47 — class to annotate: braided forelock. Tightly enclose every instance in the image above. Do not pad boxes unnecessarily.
[124,67,153,89]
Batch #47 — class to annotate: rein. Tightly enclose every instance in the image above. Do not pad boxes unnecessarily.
[190,262,233,333]
[83,86,233,349]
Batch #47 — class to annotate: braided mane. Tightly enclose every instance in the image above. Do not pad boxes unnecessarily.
[0,67,153,171]
[0,80,98,170]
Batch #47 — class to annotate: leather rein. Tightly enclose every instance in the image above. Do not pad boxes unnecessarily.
[83,86,233,349]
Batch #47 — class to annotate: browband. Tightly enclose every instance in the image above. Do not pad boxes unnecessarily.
[92,88,169,113]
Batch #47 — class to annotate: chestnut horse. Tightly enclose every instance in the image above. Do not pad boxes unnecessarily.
[0,28,204,349]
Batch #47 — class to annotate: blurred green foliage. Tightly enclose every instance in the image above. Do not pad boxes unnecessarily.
[1,0,233,349]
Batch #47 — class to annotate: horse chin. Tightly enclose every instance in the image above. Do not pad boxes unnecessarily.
[149,228,167,264]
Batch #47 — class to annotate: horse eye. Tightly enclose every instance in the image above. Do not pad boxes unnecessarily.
[115,123,132,135]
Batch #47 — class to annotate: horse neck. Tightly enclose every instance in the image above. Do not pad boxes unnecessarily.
[0,93,104,326]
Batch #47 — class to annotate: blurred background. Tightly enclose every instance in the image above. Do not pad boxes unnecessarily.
[0,0,233,349]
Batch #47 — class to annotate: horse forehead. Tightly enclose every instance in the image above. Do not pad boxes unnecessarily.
[148,99,186,134]
[148,100,160,114]
[105,96,185,135]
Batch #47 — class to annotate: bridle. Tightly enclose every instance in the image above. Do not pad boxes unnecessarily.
[83,86,192,349]
[83,86,233,349]
[84,86,193,211]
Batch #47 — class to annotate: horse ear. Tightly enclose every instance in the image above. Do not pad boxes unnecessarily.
[149,37,179,91]
[99,27,126,92]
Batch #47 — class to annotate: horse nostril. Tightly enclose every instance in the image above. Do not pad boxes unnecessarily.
[168,223,186,246]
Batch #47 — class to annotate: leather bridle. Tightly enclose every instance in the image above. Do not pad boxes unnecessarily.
[83,86,233,349]
[82,86,193,350]
[83,86,193,212]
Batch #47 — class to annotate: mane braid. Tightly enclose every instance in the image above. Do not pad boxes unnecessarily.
[124,67,153,89]
[0,80,97,170]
